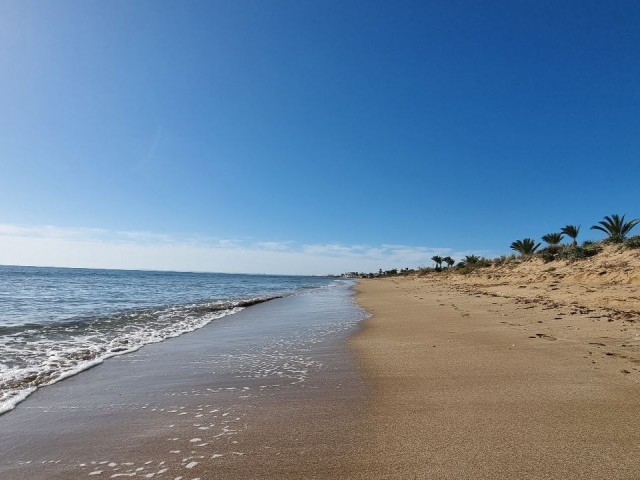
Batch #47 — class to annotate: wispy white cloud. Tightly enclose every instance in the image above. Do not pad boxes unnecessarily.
[0,223,495,275]
[255,241,295,252]
[0,224,109,240]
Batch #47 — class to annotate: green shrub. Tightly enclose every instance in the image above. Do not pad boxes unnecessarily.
[456,257,491,274]
[492,256,507,266]
[492,254,518,266]
[538,243,602,262]
[538,244,563,262]
[559,243,602,260]
[625,235,640,249]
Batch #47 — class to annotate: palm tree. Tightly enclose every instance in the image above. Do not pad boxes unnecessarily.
[431,255,443,269]
[510,238,541,256]
[457,255,479,269]
[443,256,455,269]
[541,232,564,245]
[590,214,640,243]
[560,225,580,246]
[463,254,480,264]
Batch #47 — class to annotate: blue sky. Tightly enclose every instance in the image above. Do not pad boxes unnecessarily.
[1,1,639,274]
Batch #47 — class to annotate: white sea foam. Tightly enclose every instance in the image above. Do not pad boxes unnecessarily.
[0,305,245,415]
[0,271,351,417]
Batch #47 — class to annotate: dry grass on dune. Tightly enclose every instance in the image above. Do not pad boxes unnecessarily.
[465,244,640,285]
[405,244,640,380]
[439,244,640,320]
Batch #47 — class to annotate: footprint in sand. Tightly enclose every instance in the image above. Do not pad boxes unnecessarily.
[534,333,557,341]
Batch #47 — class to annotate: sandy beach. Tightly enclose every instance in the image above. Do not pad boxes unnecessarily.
[351,247,640,478]
[3,1,639,478]
[2,246,640,479]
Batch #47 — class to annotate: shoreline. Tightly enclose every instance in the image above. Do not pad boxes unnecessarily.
[4,271,639,478]
[350,276,640,478]
[0,294,286,417]
[0,284,370,479]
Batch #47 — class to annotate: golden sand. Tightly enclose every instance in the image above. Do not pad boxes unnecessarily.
[350,245,640,478]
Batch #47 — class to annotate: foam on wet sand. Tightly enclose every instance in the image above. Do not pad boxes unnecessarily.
[0,286,369,479]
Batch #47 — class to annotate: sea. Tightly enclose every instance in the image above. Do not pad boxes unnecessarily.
[0,265,342,415]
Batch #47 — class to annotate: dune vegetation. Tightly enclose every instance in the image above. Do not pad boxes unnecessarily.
[345,213,640,278]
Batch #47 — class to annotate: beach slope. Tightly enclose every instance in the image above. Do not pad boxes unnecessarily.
[351,270,640,479]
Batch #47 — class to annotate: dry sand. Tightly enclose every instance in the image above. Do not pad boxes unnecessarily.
[350,246,640,479]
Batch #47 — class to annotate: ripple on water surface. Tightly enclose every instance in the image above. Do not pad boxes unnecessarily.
[0,266,340,414]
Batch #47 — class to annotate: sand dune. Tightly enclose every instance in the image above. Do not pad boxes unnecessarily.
[434,245,640,369]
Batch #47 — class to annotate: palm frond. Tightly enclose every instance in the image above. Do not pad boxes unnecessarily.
[542,232,564,245]
[591,214,640,242]
[510,238,541,255]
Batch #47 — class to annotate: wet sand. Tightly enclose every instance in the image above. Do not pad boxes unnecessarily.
[351,276,640,479]
[0,285,369,479]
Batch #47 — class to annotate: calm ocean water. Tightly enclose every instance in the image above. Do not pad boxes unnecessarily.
[0,265,339,414]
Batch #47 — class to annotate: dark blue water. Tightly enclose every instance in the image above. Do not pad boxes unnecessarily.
[0,265,339,414]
